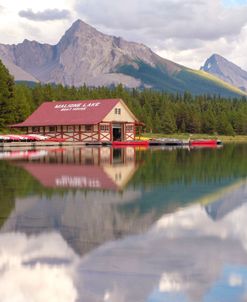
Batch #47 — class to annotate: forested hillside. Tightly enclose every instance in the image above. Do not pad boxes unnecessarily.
[1,59,247,135]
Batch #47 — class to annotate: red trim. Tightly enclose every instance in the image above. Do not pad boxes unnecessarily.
[24,121,138,142]
[98,123,101,141]
[112,141,149,146]
[110,122,113,141]
[125,133,134,140]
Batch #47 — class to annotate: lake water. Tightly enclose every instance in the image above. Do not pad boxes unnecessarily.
[0,144,247,302]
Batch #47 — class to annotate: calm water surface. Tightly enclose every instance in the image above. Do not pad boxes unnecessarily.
[0,144,247,302]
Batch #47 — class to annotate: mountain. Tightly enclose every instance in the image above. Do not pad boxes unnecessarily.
[0,20,246,97]
[201,54,247,92]
[0,54,38,83]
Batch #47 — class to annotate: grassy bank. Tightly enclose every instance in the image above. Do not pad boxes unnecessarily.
[140,133,247,143]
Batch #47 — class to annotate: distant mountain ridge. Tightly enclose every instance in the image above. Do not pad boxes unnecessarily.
[0,55,38,83]
[201,54,247,92]
[0,20,246,97]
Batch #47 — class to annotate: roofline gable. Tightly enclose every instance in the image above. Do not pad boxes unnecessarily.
[101,98,139,122]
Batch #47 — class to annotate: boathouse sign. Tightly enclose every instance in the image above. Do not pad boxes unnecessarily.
[55,175,101,188]
[54,102,101,112]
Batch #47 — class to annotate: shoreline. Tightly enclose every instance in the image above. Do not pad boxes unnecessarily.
[140,133,247,143]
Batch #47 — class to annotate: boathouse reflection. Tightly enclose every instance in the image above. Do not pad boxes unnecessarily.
[16,147,139,191]
[1,147,153,256]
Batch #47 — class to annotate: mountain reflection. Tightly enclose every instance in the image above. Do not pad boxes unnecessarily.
[1,195,247,301]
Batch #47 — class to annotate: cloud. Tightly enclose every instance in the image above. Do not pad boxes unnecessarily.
[0,5,5,13]
[19,8,71,21]
[74,0,247,69]
[0,232,78,302]
[75,0,247,40]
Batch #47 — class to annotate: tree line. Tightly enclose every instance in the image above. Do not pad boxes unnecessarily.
[1,59,247,135]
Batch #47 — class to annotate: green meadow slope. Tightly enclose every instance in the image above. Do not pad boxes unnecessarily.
[117,60,247,97]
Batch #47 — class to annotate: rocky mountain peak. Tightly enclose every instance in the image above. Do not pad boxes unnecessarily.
[67,19,99,36]
[57,19,106,55]
[210,53,223,60]
[201,54,247,91]
[59,19,103,42]
[0,20,246,96]
[201,54,225,72]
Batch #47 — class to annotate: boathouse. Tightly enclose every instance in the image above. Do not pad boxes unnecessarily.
[12,99,141,142]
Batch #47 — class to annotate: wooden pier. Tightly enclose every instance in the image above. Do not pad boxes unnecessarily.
[149,138,189,146]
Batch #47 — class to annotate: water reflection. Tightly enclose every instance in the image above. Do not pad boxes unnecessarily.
[0,232,78,302]
[12,147,138,190]
[1,147,154,255]
[1,190,247,301]
[0,144,247,301]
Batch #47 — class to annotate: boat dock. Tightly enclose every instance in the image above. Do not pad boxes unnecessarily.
[0,138,222,150]
[149,138,189,146]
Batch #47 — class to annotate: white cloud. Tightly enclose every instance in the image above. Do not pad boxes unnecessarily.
[75,0,247,41]
[74,0,247,69]
[0,232,78,302]
[19,8,71,21]
[0,0,75,44]
[228,274,243,287]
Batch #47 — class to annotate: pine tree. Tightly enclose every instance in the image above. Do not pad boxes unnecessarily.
[217,113,235,135]
[14,85,33,122]
[160,109,177,134]
[0,59,16,128]
[202,110,217,134]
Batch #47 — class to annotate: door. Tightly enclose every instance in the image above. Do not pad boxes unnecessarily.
[112,123,123,141]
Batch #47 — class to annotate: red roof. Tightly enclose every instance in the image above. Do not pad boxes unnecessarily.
[12,99,121,127]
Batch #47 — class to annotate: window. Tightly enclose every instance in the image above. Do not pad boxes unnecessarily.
[32,127,39,133]
[85,125,93,132]
[49,126,56,132]
[126,125,134,132]
[115,108,121,115]
[68,125,74,133]
[100,125,110,132]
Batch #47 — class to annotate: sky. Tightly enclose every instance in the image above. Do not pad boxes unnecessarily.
[0,0,247,70]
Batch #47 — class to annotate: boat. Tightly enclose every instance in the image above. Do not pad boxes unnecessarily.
[0,134,48,142]
[190,139,222,147]
[112,140,149,146]
[149,138,189,146]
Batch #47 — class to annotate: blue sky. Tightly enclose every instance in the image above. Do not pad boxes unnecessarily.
[223,0,247,6]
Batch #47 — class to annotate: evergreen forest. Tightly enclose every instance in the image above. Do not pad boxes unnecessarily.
[1,59,247,135]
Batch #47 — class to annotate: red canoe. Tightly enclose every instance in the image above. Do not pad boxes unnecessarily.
[112,140,149,146]
[190,139,219,146]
